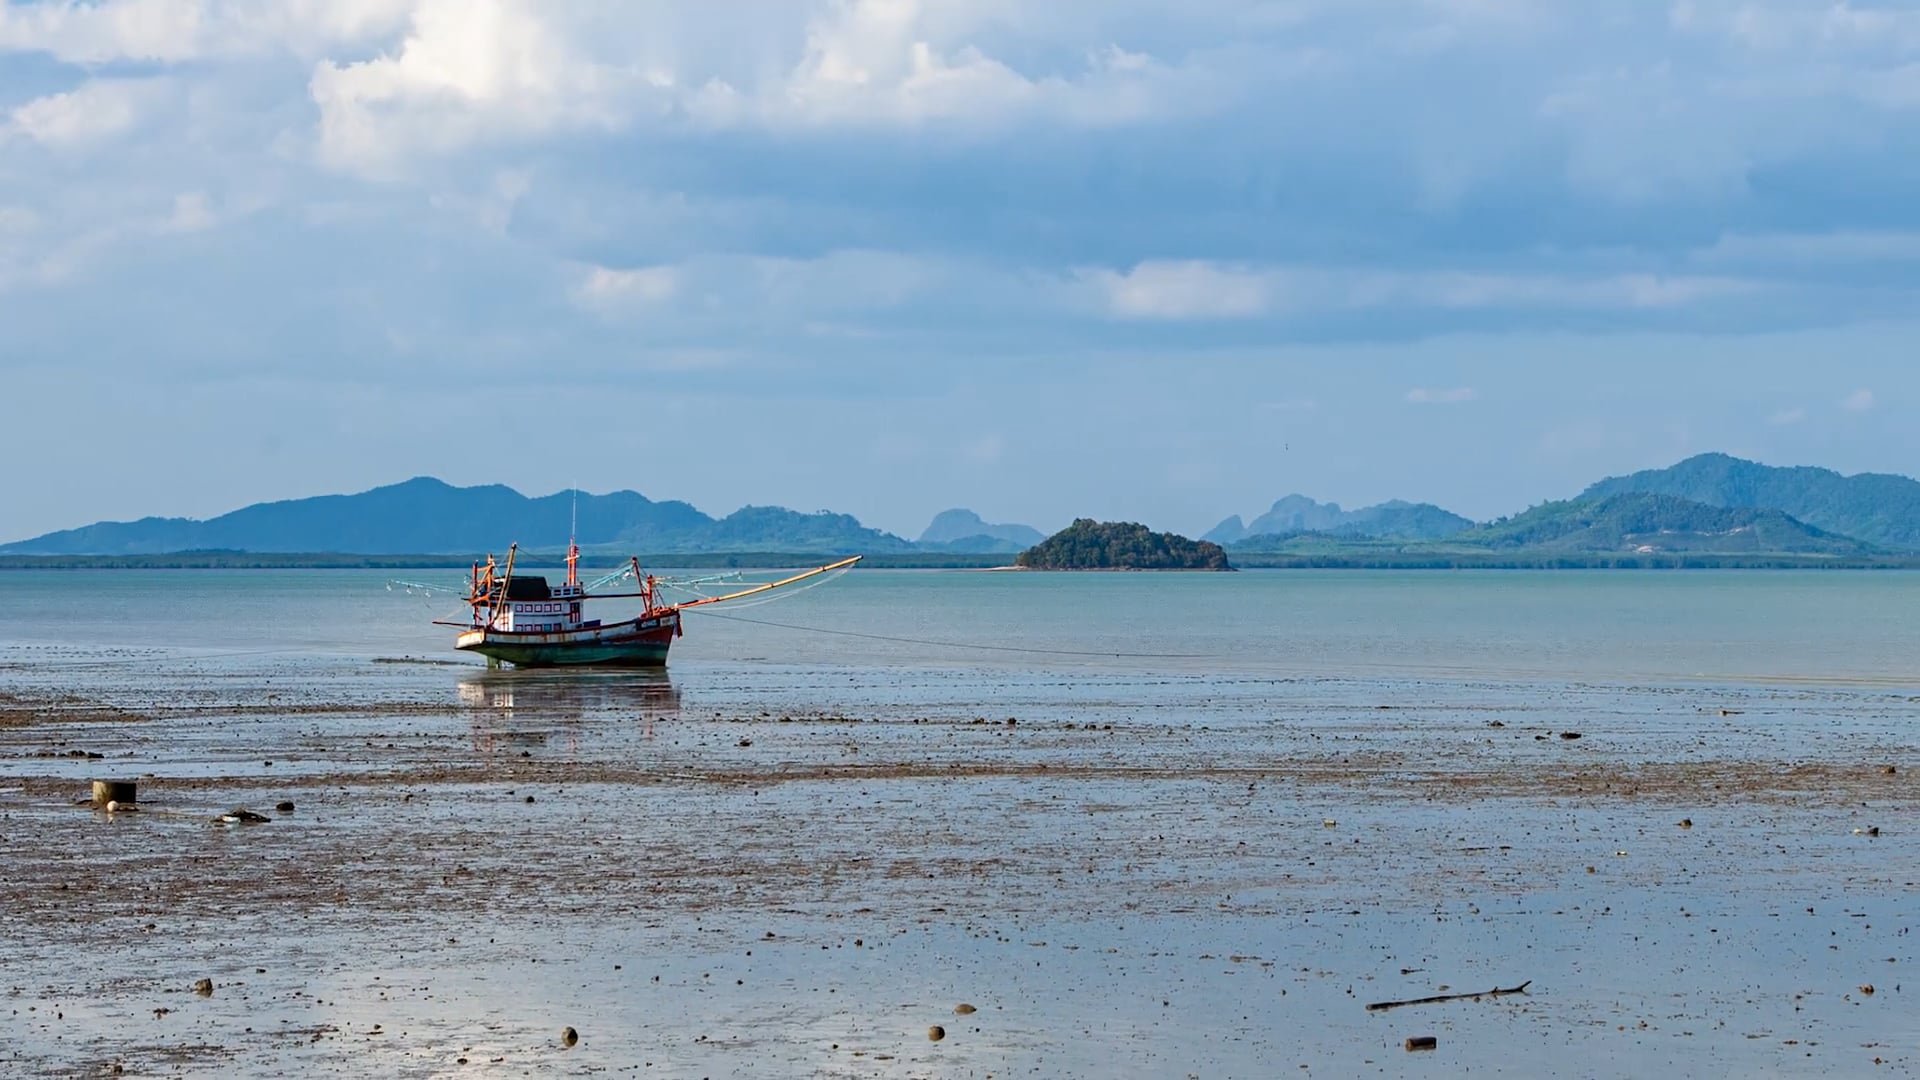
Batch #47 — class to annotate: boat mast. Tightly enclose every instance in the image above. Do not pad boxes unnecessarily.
[631,556,654,613]
[469,553,499,628]
[496,543,519,631]
[567,488,579,588]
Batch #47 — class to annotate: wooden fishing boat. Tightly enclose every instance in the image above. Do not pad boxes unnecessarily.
[427,541,859,669]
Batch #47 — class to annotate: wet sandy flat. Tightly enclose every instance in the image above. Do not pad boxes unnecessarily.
[1,656,1915,1077]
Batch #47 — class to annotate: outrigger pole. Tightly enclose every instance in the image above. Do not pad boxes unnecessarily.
[674,555,863,610]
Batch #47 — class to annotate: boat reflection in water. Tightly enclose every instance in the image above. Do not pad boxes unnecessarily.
[456,669,682,754]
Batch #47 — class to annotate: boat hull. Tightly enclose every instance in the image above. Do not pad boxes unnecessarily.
[456,612,679,668]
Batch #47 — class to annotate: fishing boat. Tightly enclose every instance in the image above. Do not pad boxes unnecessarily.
[420,541,859,669]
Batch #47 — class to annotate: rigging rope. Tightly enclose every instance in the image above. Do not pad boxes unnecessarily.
[681,608,1209,659]
[0,645,339,670]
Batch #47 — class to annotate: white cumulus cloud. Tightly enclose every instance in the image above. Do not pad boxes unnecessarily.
[309,0,651,177]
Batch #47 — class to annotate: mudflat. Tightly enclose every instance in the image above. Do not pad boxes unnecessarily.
[1,655,1913,1078]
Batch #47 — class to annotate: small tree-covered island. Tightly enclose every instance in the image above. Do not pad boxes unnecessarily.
[1015,519,1234,571]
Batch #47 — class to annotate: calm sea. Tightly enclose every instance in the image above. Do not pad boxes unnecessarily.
[4,566,1918,678]
[4,567,1918,719]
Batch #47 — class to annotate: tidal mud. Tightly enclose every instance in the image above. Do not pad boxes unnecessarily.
[1,655,1915,1077]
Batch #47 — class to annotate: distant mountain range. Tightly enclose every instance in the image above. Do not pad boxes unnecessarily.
[1223,454,1920,561]
[1206,496,1474,546]
[916,509,1046,553]
[0,478,1039,557]
[8,454,1920,560]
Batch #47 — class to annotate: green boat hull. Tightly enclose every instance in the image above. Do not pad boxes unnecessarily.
[456,613,679,669]
[467,641,672,668]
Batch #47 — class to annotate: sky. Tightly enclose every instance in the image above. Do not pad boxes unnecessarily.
[3,0,1920,543]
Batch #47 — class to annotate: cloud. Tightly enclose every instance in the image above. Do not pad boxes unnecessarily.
[160,192,216,233]
[1405,387,1478,404]
[5,79,165,147]
[1767,406,1807,426]
[0,0,1917,372]
[576,265,679,307]
[1089,260,1273,319]
[1395,272,1756,311]
[0,0,214,63]
[1078,260,1758,323]
[308,0,650,177]
[1842,389,1875,412]
[0,0,413,63]
[571,249,970,333]
[1695,231,1920,268]
[703,29,1210,132]
[299,2,1224,176]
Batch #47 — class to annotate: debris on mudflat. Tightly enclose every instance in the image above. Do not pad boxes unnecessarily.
[561,1025,579,1047]
[275,801,296,812]
[1406,1036,1438,1051]
[954,1003,977,1015]
[928,1025,946,1042]
[1559,732,1582,740]
[1366,980,1532,1012]
[213,809,271,825]
[192,978,214,996]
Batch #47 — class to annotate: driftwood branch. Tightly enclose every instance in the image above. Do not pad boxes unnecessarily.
[1366,980,1532,1012]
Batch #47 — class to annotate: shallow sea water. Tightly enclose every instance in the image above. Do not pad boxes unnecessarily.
[0,569,1915,1077]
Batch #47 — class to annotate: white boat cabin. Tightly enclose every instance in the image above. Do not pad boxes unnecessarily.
[479,576,598,634]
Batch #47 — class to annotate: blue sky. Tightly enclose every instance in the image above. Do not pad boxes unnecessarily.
[3,0,1919,542]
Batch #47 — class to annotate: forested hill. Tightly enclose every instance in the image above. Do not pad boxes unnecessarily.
[1016,520,1233,570]
[1457,493,1876,554]
[1583,454,1920,551]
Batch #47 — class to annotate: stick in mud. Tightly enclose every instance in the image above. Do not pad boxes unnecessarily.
[1365,980,1532,1012]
